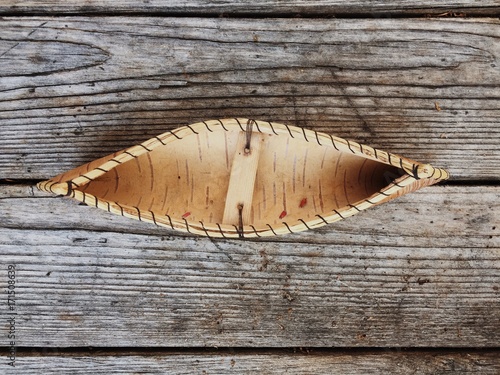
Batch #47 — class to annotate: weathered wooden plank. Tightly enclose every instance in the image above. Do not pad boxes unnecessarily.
[0,17,499,180]
[2,350,500,375]
[0,1,499,16]
[1,184,498,347]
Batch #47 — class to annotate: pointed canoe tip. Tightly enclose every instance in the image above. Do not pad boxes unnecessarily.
[37,181,70,196]
[35,181,45,191]
[415,164,450,181]
[52,183,69,196]
[416,164,434,179]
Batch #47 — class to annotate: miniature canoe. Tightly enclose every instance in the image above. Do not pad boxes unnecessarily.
[37,118,449,238]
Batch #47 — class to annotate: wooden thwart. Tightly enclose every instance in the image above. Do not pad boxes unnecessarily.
[222,130,263,228]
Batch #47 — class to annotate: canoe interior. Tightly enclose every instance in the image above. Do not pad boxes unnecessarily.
[77,125,403,230]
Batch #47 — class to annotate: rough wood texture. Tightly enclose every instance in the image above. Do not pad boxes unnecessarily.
[1,185,498,348]
[0,1,499,16]
[1,4,499,372]
[1,17,499,180]
[2,351,500,375]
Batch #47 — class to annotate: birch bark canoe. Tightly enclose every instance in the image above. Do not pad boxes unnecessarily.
[36,118,449,238]
[0,1,499,16]
[1,18,499,180]
[1,185,498,348]
[3,350,500,375]
[1,2,499,372]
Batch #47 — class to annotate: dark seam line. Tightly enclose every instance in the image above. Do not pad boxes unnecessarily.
[155,136,167,145]
[135,207,142,221]
[218,119,229,131]
[150,211,158,226]
[430,165,436,178]
[82,192,86,204]
[203,121,213,132]
[186,124,199,134]
[366,199,376,205]
[183,218,191,233]
[110,158,122,164]
[233,225,243,238]
[329,135,339,151]
[115,202,124,216]
[80,174,93,181]
[299,219,311,230]
[216,223,227,238]
[315,131,322,146]
[316,214,328,224]
[254,120,262,133]
[200,221,210,237]
[347,140,355,153]
[235,118,245,132]
[283,222,293,233]
[399,158,405,171]
[412,164,420,180]
[374,148,378,158]
[250,225,261,237]
[284,123,294,138]
[169,130,182,139]
[268,122,278,135]
[140,144,152,152]
[95,167,109,173]
[65,181,73,196]
[94,196,99,208]
[302,127,309,142]
[124,151,137,158]
[47,181,56,193]
[379,190,390,197]
[349,204,361,212]
[267,224,277,236]
[334,210,345,219]
[106,201,111,212]
[166,214,174,229]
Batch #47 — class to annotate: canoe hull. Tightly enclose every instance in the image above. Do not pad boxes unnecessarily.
[37,118,449,237]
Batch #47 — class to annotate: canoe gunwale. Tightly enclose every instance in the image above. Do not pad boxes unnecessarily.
[37,118,449,238]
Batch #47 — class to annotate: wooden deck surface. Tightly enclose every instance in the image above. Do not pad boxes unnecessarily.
[1,2,499,374]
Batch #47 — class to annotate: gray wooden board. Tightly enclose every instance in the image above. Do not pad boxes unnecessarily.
[1,17,499,180]
[1,350,500,375]
[0,185,498,348]
[0,1,499,16]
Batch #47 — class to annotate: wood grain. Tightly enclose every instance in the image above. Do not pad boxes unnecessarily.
[1,184,498,348]
[0,17,499,180]
[0,1,499,16]
[2,350,500,375]
[1,3,498,372]
[222,130,264,227]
